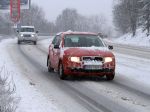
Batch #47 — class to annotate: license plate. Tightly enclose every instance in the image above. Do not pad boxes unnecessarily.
[84,65,102,70]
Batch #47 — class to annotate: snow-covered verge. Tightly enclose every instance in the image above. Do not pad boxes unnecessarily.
[0,66,19,112]
[39,38,150,87]
[115,53,150,86]
[112,28,150,47]
[38,37,54,50]
[0,39,60,112]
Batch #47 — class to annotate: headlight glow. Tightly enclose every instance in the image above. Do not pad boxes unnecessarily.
[31,34,35,37]
[104,57,113,63]
[21,34,23,37]
[70,57,80,63]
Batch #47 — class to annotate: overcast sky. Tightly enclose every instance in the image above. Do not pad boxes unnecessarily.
[31,0,114,24]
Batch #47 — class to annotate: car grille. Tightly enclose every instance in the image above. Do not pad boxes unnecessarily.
[23,34,31,37]
[82,56,103,70]
[82,56,103,62]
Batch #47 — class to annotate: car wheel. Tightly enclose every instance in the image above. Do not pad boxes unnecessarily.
[18,41,21,44]
[59,63,66,80]
[106,72,115,81]
[34,41,37,45]
[48,58,53,72]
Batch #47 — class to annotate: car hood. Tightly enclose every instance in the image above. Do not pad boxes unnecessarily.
[62,47,114,57]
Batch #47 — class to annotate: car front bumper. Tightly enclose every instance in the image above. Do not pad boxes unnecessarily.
[64,67,115,76]
[18,37,37,42]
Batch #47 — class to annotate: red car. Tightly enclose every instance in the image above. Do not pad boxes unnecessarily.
[47,32,115,80]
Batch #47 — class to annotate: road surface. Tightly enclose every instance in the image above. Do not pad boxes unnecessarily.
[3,36,150,112]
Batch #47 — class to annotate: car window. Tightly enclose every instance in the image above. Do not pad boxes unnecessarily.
[64,34,104,47]
[20,28,34,32]
[52,35,61,45]
[52,36,57,45]
[55,35,61,45]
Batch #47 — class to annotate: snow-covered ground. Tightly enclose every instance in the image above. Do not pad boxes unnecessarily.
[112,28,150,47]
[1,36,150,111]
[115,53,150,86]
[39,38,150,87]
[0,38,60,112]
[38,36,53,48]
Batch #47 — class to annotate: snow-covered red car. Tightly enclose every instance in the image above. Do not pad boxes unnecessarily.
[47,32,115,80]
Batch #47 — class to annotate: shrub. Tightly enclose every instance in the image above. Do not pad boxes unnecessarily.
[0,66,19,112]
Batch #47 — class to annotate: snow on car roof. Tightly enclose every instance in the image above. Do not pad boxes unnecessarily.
[62,31,98,35]
[56,32,63,35]
[56,31,98,36]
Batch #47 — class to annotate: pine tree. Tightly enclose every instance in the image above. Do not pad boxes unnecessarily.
[141,0,150,36]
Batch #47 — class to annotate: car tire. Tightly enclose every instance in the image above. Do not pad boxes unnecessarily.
[18,41,21,44]
[106,72,115,81]
[48,58,53,72]
[59,63,66,80]
[34,41,37,45]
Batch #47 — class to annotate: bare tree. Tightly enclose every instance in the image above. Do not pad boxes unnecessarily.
[0,14,12,35]
[113,0,140,36]
[55,8,110,36]
[55,8,79,32]
[20,4,54,33]
[140,0,150,36]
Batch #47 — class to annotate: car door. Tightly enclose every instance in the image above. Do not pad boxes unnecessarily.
[49,36,58,68]
[50,35,61,69]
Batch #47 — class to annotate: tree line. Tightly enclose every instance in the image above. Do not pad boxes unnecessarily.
[113,0,150,36]
[20,5,113,36]
[0,4,113,37]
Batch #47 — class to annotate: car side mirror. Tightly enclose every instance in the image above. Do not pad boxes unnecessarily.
[36,31,39,33]
[54,45,60,49]
[108,45,113,50]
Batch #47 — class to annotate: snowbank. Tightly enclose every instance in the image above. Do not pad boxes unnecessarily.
[114,28,150,47]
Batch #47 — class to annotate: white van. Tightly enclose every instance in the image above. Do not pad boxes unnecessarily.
[17,26,38,45]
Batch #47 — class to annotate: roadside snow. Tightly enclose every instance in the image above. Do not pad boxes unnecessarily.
[38,37,53,50]
[0,38,60,112]
[112,28,150,47]
[115,53,150,86]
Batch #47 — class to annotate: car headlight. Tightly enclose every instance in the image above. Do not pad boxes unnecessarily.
[104,57,113,63]
[70,57,80,63]
[21,34,23,37]
[31,34,35,37]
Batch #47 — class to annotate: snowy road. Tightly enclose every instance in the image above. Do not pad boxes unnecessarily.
[106,41,150,59]
[1,37,150,112]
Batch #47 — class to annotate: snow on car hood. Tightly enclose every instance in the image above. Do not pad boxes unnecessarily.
[19,32,36,35]
[61,47,114,57]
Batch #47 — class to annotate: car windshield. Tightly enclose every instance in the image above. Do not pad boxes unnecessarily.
[20,28,34,32]
[64,34,104,47]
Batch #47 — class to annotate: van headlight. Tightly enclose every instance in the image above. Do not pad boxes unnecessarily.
[70,57,80,63]
[104,57,113,63]
[31,34,35,37]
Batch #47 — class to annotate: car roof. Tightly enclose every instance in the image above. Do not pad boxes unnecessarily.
[59,31,97,36]
[21,26,35,28]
